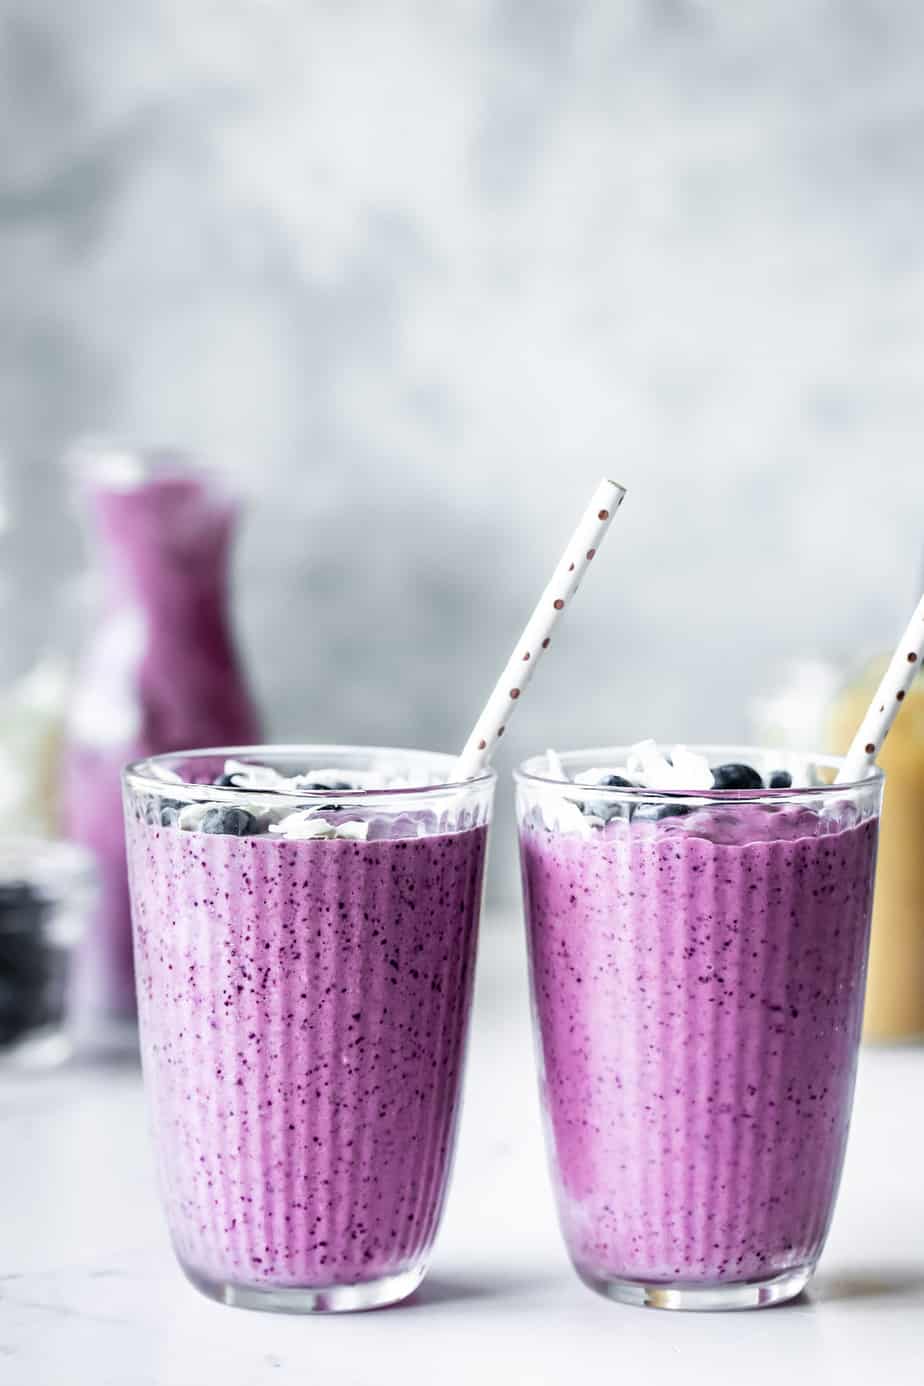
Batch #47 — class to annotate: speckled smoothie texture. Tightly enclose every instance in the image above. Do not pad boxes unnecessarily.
[519,805,878,1286]
[126,820,487,1289]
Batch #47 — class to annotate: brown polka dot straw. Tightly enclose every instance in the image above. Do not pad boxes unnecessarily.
[454,478,627,779]
[837,591,924,783]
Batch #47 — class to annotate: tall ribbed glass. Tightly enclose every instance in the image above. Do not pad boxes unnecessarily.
[516,746,881,1311]
[124,746,493,1313]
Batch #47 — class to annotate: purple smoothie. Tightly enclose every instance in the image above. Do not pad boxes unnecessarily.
[65,461,259,1024]
[519,802,878,1290]
[125,816,487,1294]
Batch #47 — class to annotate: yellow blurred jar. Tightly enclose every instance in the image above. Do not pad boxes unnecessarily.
[828,659,924,1041]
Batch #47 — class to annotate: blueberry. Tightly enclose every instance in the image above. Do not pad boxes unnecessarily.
[570,774,636,821]
[633,802,690,821]
[565,795,609,822]
[148,797,182,827]
[711,763,764,790]
[768,770,793,789]
[199,806,258,836]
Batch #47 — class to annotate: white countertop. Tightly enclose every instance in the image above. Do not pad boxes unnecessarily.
[1,916,923,1386]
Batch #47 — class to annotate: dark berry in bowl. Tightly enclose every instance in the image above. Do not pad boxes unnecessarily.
[0,883,55,1047]
[0,882,49,929]
[711,763,764,791]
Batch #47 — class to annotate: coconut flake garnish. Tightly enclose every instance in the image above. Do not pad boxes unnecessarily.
[268,812,337,840]
[573,765,637,786]
[222,760,289,792]
[626,740,712,791]
[334,820,371,842]
[553,798,596,837]
[149,764,184,785]
[178,802,217,831]
[219,759,445,795]
[268,811,370,842]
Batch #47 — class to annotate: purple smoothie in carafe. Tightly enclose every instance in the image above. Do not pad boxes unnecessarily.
[64,453,260,1030]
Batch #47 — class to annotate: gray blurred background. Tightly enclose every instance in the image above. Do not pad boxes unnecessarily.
[1,0,922,900]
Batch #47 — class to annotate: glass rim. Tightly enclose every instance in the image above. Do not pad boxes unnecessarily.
[123,743,496,803]
[514,743,884,802]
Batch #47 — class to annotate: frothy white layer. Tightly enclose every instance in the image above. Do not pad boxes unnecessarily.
[152,758,460,838]
[220,759,443,795]
[268,811,370,842]
[553,741,808,791]
[562,740,714,791]
[626,740,714,791]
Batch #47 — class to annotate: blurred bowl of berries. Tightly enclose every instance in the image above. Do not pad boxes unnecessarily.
[0,837,95,1069]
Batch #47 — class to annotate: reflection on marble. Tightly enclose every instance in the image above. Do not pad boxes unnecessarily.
[2,3,924,900]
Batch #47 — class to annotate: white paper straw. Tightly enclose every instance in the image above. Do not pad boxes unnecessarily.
[836,591,924,783]
[454,478,626,780]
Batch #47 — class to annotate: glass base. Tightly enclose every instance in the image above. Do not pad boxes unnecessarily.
[577,1262,814,1311]
[182,1261,426,1314]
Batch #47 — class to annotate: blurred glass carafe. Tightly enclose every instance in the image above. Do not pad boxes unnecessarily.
[62,444,261,1050]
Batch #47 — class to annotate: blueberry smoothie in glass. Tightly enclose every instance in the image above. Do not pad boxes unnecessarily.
[516,742,881,1310]
[124,746,493,1312]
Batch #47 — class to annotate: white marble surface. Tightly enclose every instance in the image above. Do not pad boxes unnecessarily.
[1,918,923,1385]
